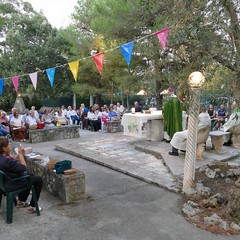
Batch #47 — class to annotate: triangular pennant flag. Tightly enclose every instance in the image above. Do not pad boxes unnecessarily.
[29,72,38,90]
[92,52,104,75]
[46,68,56,86]
[155,28,170,50]
[120,41,134,66]
[12,76,19,93]
[0,78,4,95]
[68,61,79,81]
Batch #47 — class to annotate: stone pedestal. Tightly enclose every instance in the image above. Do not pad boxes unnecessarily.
[107,121,123,133]
[209,131,231,152]
[25,155,85,203]
[146,119,164,141]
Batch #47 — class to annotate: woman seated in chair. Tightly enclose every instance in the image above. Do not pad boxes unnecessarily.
[87,106,100,131]
[0,137,43,212]
[10,109,28,141]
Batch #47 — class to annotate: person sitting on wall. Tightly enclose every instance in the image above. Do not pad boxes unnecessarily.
[55,109,68,126]
[108,107,120,121]
[168,104,211,156]
[41,109,55,127]
[31,106,39,119]
[26,110,39,130]
[10,109,28,141]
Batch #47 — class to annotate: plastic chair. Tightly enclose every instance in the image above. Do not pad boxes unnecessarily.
[0,170,40,224]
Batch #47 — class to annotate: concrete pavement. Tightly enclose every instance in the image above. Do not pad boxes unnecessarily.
[0,130,239,240]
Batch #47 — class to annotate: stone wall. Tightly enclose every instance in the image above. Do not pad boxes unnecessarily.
[28,125,80,143]
[25,155,85,204]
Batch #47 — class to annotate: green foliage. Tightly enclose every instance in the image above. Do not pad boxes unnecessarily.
[0,0,74,108]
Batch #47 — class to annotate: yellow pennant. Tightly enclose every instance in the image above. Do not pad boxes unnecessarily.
[68,61,79,81]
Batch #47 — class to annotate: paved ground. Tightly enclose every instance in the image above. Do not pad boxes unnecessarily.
[0,130,239,240]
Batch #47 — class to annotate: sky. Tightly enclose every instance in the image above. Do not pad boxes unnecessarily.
[26,0,78,28]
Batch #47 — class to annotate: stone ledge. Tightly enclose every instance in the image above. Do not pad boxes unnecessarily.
[28,125,80,143]
[25,155,85,203]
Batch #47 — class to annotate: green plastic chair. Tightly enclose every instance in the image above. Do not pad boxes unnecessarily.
[0,170,40,224]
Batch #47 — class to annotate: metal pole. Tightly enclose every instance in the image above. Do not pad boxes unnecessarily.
[182,89,200,192]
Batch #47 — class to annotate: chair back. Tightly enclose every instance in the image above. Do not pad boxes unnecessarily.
[0,170,8,192]
[197,126,211,144]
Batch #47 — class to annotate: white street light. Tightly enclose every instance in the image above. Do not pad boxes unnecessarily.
[183,71,205,192]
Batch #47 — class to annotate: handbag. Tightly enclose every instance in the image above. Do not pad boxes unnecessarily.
[37,122,44,129]
[55,160,72,174]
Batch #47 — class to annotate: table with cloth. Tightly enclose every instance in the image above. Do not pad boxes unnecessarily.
[121,111,164,140]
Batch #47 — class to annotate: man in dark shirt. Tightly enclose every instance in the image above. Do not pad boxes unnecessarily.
[134,101,142,113]
[216,104,228,129]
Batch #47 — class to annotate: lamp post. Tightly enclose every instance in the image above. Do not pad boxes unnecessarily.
[183,71,205,192]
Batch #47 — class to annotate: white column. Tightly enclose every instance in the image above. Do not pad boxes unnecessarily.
[183,90,200,192]
[73,93,76,107]
[90,95,94,106]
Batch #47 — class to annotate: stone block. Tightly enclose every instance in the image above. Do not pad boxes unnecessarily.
[146,119,164,141]
[107,121,123,133]
[28,125,80,143]
[25,155,85,203]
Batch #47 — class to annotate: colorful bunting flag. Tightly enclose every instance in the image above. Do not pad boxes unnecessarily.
[0,78,4,95]
[29,72,38,90]
[68,61,79,81]
[92,52,104,75]
[12,76,19,93]
[120,41,134,66]
[155,28,170,50]
[0,28,170,94]
[46,68,56,86]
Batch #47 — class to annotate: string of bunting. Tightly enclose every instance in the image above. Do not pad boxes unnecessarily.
[0,28,169,94]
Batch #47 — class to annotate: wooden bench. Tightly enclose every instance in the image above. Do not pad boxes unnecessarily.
[209,130,231,152]
[28,125,80,143]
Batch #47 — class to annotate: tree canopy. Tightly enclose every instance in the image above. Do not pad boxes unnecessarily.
[0,0,239,109]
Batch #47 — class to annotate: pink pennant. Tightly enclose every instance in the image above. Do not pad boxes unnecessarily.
[155,28,170,50]
[12,76,19,93]
[92,52,105,75]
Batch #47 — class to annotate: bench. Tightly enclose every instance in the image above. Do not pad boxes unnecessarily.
[25,154,85,203]
[209,130,231,152]
[107,121,123,133]
[28,125,80,143]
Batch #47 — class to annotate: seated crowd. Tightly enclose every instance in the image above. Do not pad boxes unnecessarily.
[0,102,126,141]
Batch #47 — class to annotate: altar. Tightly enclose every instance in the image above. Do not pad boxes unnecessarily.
[121,111,164,140]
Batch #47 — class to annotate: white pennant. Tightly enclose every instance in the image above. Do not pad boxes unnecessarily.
[29,72,38,90]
